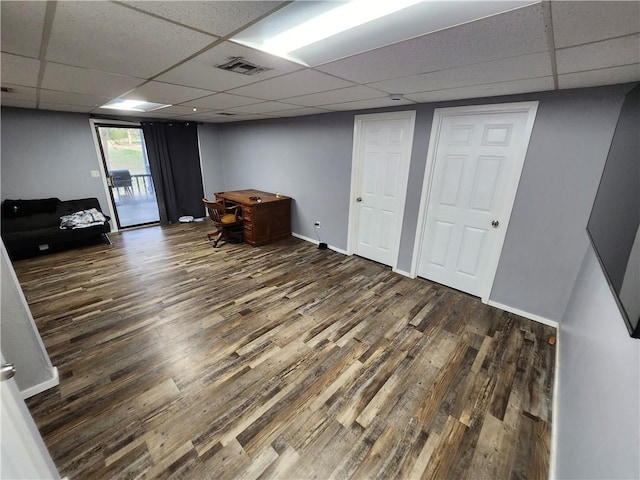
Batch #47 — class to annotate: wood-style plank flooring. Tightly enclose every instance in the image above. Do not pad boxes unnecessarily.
[16,222,556,479]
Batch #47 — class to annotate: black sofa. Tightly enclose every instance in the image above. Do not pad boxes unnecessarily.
[1,197,111,259]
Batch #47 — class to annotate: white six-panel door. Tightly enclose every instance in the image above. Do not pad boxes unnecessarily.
[349,111,415,268]
[415,103,538,299]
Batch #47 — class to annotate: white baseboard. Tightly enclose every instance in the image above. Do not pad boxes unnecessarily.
[291,233,349,256]
[486,300,559,329]
[549,329,561,480]
[392,267,414,278]
[21,367,59,400]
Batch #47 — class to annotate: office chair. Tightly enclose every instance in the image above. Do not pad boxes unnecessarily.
[202,198,243,247]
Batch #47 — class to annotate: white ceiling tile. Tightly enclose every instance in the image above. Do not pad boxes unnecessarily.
[39,90,112,108]
[0,1,46,58]
[322,97,415,112]
[1,53,41,87]
[405,77,554,103]
[1,84,37,102]
[181,93,262,110]
[558,64,640,90]
[156,41,303,91]
[120,1,285,37]
[369,52,552,94]
[227,70,355,100]
[229,101,299,114]
[142,105,209,116]
[283,85,386,107]
[552,1,640,48]
[46,2,216,78]
[556,35,640,75]
[174,112,228,121]
[122,81,216,104]
[41,63,143,97]
[317,3,547,84]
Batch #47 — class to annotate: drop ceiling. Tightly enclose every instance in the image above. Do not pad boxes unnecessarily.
[1,1,638,124]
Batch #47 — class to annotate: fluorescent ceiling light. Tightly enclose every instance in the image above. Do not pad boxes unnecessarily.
[100,98,172,112]
[232,1,537,67]
[261,0,423,57]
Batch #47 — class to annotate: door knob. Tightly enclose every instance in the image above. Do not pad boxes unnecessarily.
[491,219,499,228]
[356,197,363,202]
[1,363,16,381]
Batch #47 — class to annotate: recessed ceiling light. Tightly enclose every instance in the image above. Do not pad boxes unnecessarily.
[100,98,172,112]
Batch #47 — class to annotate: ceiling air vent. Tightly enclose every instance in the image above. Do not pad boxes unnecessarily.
[1,87,13,93]
[216,112,237,116]
[216,57,271,76]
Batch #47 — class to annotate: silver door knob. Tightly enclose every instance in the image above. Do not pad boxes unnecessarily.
[1,363,16,381]
[491,220,499,228]
[356,197,362,202]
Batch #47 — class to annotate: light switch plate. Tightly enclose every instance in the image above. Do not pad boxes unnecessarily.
[91,170,100,177]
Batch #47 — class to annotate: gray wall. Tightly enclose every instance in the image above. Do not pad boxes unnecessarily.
[1,108,109,211]
[489,86,628,320]
[218,113,356,244]
[212,84,632,322]
[1,84,634,324]
[0,242,56,393]
[197,123,225,199]
[555,245,640,479]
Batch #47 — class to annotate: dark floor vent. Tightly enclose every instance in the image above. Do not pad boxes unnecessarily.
[216,57,271,76]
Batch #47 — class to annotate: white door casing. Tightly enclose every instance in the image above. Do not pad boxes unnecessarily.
[413,102,538,301]
[348,111,416,268]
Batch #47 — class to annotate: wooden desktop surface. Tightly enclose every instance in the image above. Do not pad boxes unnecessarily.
[215,190,291,246]
[215,189,290,205]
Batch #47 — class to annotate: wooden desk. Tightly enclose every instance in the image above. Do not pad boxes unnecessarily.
[215,190,291,246]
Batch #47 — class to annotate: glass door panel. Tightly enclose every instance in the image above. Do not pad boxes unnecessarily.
[96,126,160,228]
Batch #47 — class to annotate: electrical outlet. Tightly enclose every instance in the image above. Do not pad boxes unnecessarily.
[91,170,101,178]
[314,221,321,228]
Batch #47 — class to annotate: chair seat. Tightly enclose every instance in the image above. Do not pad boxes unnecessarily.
[221,213,238,224]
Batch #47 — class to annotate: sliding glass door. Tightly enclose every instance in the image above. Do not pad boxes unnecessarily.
[95,125,160,228]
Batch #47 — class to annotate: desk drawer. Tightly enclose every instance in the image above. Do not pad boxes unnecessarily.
[241,207,252,221]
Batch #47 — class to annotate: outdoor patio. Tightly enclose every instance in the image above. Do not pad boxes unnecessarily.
[112,178,160,227]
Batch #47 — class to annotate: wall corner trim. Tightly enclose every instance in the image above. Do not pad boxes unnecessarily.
[20,366,59,400]
[486,300,560,329]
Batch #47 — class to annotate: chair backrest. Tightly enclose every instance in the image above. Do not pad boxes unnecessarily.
[203,198,239,225]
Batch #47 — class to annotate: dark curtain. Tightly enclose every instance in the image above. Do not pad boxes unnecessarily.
[141,121,204,224]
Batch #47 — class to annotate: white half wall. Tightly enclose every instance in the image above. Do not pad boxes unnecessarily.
[0,242,58,397]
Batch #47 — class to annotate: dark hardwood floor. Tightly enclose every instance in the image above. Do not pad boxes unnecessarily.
[16,222,556,479]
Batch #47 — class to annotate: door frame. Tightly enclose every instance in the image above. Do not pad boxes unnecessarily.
[347,110,416,269]
[89,118,160,231]
[411,101,539,302]
[89,118,140,233]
